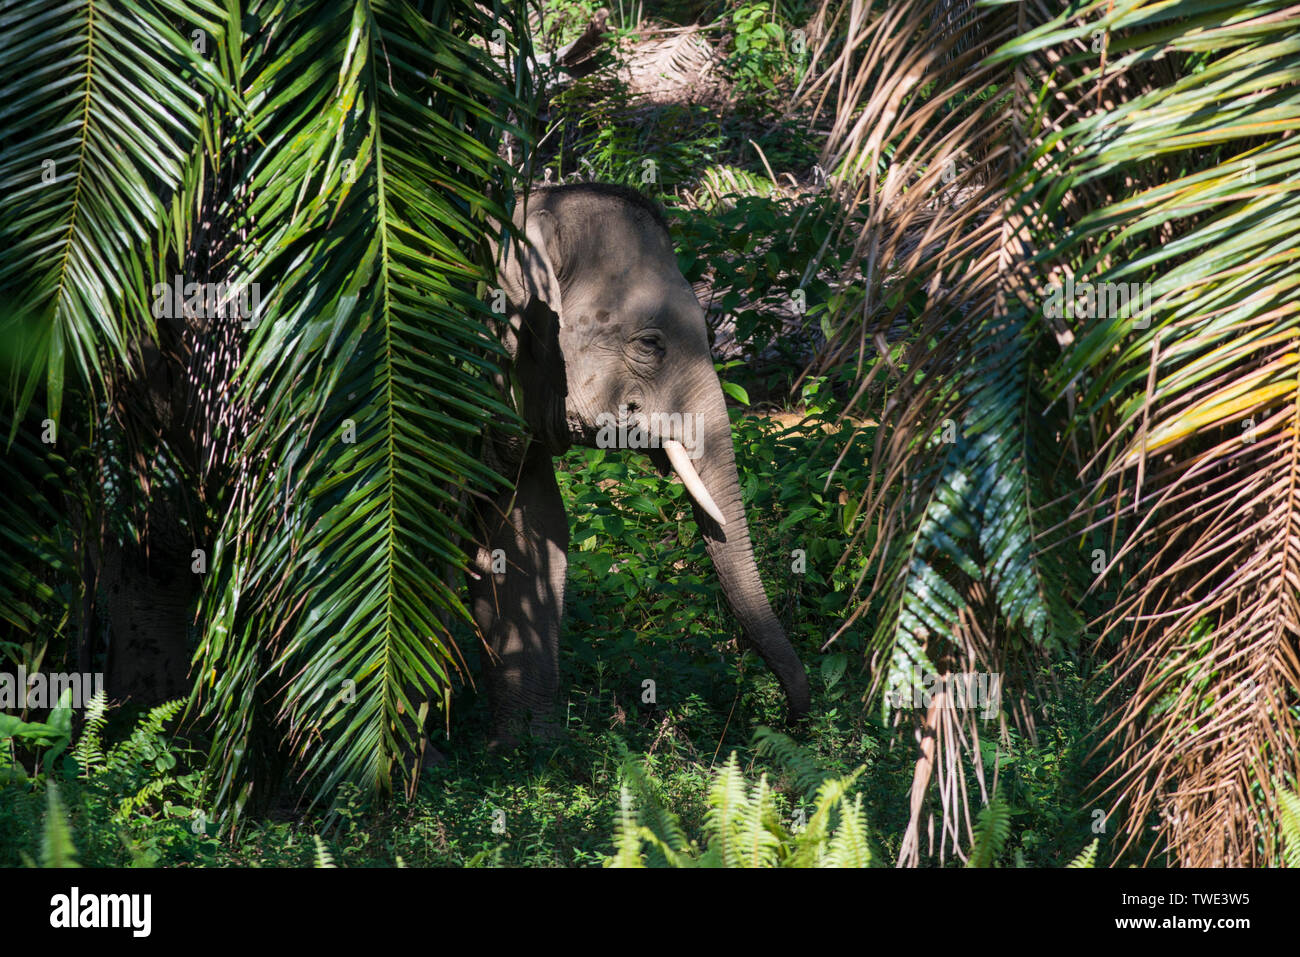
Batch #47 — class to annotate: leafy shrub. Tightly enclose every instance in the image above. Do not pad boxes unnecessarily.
[726,2,800,109]
[0,691,212,866]
[0,687,74,784]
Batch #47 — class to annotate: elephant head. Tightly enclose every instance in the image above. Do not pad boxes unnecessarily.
[477,183,809,740]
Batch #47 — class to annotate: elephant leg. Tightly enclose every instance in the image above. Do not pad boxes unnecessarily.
[467,444,568,748]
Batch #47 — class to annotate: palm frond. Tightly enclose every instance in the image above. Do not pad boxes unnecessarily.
[190,0,529,818]
[1003,0,1300,867]
[807,0,1300,867]
[0,0,227,423]
[0,411,73,644]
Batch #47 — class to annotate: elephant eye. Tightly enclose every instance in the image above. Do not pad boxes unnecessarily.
[631,331,666,360]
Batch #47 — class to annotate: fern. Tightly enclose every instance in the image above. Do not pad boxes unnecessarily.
[71,689,108,775]
[1068,839,1099,869]
[113,779,174,824]
[693,164,780,210]
[1278,786,1300,869]
[610,786,645,867]
[704,756,782,868]
[611,741,1095,868]
[826,794,874,868]
[104,699,184,775]
[967,796,1013,868]
[608,738,878,868]
[61,694,201,828]
[615,753,695,866]
[312,835,336,868]
[465,845,505,868]
[752,726,831,797]
[40,783,79,868]
[786,768,867,867]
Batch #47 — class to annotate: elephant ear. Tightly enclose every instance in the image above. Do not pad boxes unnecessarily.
[496,207,569,453]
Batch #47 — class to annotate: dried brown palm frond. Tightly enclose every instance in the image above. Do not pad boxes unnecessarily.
[1084,227,1300,867]
[1015,1,1300,867]
[618,23,729,105]
[792,0,1091,866]
[804,0,1300,866]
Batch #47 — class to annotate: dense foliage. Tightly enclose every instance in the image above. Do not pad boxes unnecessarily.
[3,0,1298,869]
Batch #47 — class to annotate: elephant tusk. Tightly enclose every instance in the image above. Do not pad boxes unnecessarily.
[663,439,727,527]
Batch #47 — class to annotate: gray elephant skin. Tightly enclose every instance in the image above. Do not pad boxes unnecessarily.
[470,183,810,747]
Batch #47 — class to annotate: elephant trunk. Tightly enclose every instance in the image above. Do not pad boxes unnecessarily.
[663,381,811,719]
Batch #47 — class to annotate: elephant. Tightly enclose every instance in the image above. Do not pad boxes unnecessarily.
[469,182,810,747]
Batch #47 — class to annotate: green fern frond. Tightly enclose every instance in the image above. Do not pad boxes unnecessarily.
[313,835,336,868]
[113,778,172,825]
[1278,787,1300,869]
[967,796,1013,868]
[752,726,831,797]
[786,767,867,867]
[825,794,874,868]
[465,846,505,868]
[706,755,756,868]
[610,785,648,868]
[734,772,783,868]
[105,699,184,774]
[40,783,79,868]
[72,689,108,775]
[608,747,877,868]
[616,755,694,863]
[1068,839,1099,869]
[634,826,699,869]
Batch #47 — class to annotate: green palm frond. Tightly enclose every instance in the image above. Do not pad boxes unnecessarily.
[0,0,227,423]
[190,0,529,819]
[793,3,1085,866]
[867,315,1083,717]
[0,412,73,643]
